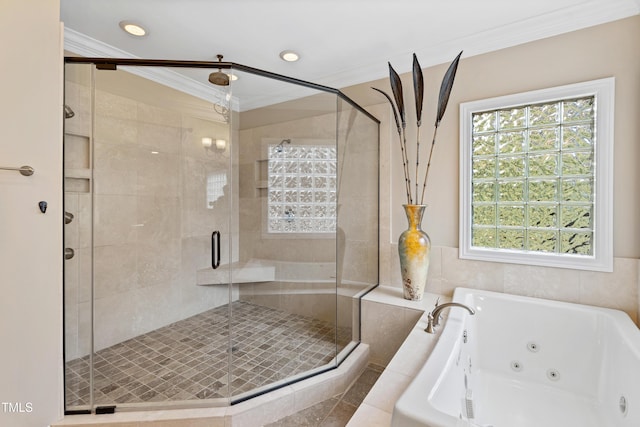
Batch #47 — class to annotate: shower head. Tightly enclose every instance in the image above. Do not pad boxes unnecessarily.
[208,54,229,86]
[209,72,229,86]
[64,104,75,119]
[275,138,291,152]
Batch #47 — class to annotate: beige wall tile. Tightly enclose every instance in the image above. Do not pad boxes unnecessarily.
[136,239,181,288]
[136,151,180,196]
[95,90,138,120]
[93,194,138,246]
[94,116,137,146]
[64,80,92,136]
[504,264,580,303]
[138,122,182,154]
[93,244,139,299]
[579,257,639,321]
[424,246,442,295]
[93,168,138,196]
[388,244,402,288]
[137,196,181,241]
[442,246,504,293]
[93,290,140,350]
[138,103,182,127]
[291,374,337,413]
[77,193,92,249]
[361,301,422,366]
[362,370,412,413]
[346,403,392,427]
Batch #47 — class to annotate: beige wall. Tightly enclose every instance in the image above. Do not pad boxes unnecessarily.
[347,16,640,255]
[344,16,640,320]
[0,1,64,426]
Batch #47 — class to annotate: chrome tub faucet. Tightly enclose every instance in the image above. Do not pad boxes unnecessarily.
[425,299,475,333]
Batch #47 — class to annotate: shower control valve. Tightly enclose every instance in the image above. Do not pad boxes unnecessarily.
[284,208,295,223]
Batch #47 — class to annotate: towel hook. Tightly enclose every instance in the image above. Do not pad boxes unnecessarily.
[0,165,35,176]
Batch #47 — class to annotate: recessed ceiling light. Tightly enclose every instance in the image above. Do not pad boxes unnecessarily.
[119,21,147,37]
[279,50,299,62]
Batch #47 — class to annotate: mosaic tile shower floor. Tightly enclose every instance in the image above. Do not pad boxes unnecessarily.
[65,301,351,407]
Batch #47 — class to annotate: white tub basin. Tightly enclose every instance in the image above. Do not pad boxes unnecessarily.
[392,288,640,427]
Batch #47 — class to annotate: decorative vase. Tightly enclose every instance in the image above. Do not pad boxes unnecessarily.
[398,204,431,301]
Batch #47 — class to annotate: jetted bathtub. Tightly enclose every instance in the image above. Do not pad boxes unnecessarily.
[392,288,640,427]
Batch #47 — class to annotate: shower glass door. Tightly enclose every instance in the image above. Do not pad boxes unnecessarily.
[227,68,341,401]
[63,57,379,413]
[63,62,234,410]
[63,62,94,411]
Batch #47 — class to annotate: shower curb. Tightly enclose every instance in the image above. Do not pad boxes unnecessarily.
[52,344,369,427]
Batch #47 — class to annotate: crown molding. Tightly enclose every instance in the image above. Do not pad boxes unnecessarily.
[63,0,639,111]
[317,0,640,89]
[64,27,327,112]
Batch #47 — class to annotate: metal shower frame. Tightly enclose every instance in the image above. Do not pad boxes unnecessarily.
[62,55,380,415]
[64,56,379,123]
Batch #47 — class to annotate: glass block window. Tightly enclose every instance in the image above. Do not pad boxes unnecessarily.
[471,97,595,254]
[267,144,337,233]
[207,172,227,209]
[460,79,614,271]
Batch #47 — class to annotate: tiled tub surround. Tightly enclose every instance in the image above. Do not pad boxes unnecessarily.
[384,245,640,323]
[350,269,640,426]
[348,288,444,426]
[66,301,351,408]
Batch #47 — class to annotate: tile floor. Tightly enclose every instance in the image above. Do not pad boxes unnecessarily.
[66,300,351,408]
[265,364,384,427]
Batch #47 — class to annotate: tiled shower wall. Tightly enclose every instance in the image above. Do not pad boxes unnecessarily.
[237,99,379,329]
[65,74,379,362]
[64,72,237,360]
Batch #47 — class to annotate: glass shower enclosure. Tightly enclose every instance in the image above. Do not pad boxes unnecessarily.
[63,57,379,413]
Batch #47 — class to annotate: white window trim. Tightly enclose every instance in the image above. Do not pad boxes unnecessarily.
[459,78,614,272]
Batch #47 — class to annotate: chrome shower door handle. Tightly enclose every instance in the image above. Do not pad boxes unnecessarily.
[211,231,221,269]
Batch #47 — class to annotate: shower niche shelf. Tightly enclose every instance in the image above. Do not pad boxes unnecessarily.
[64,132,91,193]
[254,159,268,197]
[65,168,91,179]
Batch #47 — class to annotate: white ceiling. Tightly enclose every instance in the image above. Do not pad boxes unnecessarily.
[60,0,640,111]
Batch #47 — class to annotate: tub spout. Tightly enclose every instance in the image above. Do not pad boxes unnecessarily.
[425,301,475,333]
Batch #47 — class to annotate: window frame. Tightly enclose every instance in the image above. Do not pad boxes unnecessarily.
[459,78,614,272]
